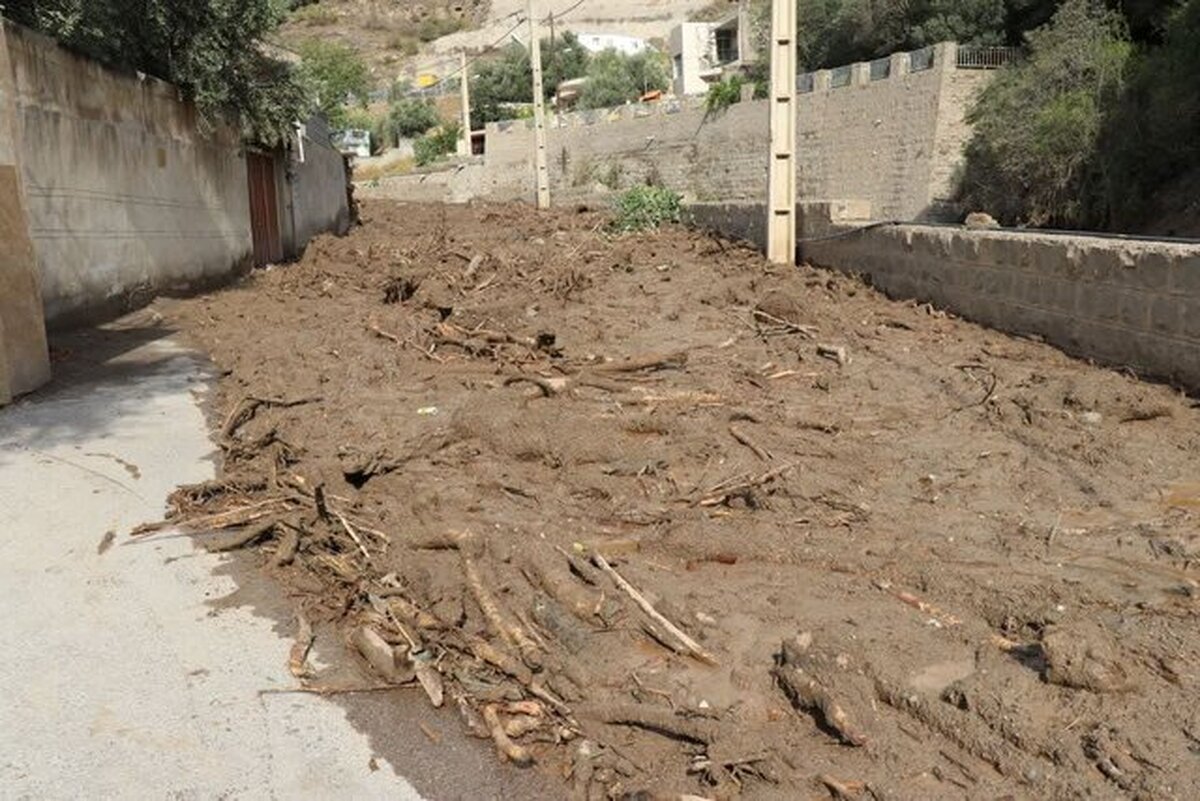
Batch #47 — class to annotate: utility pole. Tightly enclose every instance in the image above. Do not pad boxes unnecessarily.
[527,0,551,209]
[458,51,471,156]
[766,0,797,265]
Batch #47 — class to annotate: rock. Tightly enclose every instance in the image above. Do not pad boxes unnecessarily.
[1079,411,1103,426]
[1041,621,1136,693]
[964,211,1000,229]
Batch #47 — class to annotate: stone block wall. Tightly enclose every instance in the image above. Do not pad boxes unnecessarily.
[478,42,992,222]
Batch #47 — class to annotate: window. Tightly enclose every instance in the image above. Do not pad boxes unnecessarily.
[715,28,737,64]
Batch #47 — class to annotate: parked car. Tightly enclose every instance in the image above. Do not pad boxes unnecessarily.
[332,129,371,159]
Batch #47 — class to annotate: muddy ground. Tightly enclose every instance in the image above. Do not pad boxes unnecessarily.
[148,201,1200,800]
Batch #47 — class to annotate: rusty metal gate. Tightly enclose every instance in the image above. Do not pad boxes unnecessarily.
[247,152,282,265]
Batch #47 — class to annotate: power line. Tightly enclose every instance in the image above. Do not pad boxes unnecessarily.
[423,14,529,90]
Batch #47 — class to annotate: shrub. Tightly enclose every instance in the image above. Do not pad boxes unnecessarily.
[579,49,670,110]
[297,39,372,127]
[704,75,746,115]
[610,186,682,232]
[958,0,1132,227]
[387,99,440,140]
[414,123,462,166]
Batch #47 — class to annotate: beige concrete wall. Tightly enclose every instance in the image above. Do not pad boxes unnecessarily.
[686,200,1200,391]
[6,23,253,325]
[481,43,990,222]
[287,116,351,254]
[0,22,50,401]
[355,160,486,204]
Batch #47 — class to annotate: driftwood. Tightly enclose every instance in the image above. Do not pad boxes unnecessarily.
[288,613,314,678]
[220,395,321,441]
[774,635,867,747]
[521,552,613,625]
[350,625,412,684]
[454,533,542,669]
[696,464,793,508]
[581,703,721,744]
[592,553,718,666]
[273,526,301,566]
[483,704,534,766]
[729,423,772,461]
[593,350,689,374]
[204,519,277,552]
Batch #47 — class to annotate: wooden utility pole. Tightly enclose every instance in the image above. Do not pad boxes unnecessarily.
[458,51,471,156]
[766,0,797,264]
[527,0,551,209]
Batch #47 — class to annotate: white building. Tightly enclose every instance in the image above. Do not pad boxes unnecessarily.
[575,33,649,56]
[668,5,755,96]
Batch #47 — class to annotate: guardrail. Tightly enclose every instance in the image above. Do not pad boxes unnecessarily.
[956,46,1017,69]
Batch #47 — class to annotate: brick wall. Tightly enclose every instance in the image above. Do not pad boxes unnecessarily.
[685,201,1200,391]
[479,42,992,221]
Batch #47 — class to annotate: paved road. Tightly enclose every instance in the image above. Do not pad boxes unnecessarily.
[0,320,557,800]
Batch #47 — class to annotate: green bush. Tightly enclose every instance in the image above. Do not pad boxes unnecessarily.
[387,99,440,140]
[958,0,1132,228]
[578,49,670,110]
[704,75,746,115]
[414,123,462,166]
[610,186,682,232]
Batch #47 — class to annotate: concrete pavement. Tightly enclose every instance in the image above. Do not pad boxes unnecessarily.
[0,321,421,800]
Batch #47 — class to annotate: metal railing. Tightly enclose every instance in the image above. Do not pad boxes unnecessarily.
[830,65,852,88]
[869,57,891,81]
[956,46,1017,69]
[909,46,935,72]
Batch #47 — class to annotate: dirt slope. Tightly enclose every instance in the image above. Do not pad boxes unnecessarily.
[149,201,1200,800]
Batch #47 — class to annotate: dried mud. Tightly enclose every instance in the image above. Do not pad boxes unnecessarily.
[150,201,1200,800]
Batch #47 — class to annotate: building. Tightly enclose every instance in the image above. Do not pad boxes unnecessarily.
[668,3,756,96]
[575,33,648,56]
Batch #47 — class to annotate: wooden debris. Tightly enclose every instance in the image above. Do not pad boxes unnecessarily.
[273,525,301,567]
[696,463,793,508]
[410,653,445,708]
[593,350,689,374]
[483,704,534,766]
[729,423,772,461]
[220,394,321,441]
[581,703,721,744]
[873,579,961,627]
[288,613,314,678]
[204,519,277,552]
[819,774,866,799]
[752,308,819,338]
[592,553,718,666]
[454,533,542,669]
[816,344,850,367]
[774,635,868,747]
[350,625,412,684]
[521,553,612,625]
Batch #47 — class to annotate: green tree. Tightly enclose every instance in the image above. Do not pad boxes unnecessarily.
[578,49,669,109]
[296,39,371,127]
[959,0,1133,226]
[469,32,591,128]
[385,99,440,143]
[5,0,310,145]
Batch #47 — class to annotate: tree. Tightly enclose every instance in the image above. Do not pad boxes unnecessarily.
[959,0,1133,226]
[386,99,440,141]
[469,32,591,128]
[578,49,669,109]
[296,39,371,127]
[5,0,310,146]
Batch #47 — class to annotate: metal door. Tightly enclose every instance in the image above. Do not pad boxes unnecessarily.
[247,152,282,265]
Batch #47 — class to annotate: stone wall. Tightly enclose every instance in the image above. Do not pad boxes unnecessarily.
[478,42,991,221]
[6,22,253,325]
[686,201,1200,391]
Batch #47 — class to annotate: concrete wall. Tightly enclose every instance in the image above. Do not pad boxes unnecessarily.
[6,22,253,324]
[480,43,992,221]
[686,201,1200,391]
[287,115,351,254]
[0,23,50,400]
[356,160,486,204]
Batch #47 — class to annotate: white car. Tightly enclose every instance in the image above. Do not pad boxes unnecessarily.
[332,129,371,159]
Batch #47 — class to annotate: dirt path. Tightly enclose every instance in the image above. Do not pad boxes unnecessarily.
[149,201,1200,800]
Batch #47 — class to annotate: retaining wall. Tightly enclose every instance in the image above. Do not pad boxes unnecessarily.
[479,42,989,221]
[686,201,1200,390]
[6,22,254,324]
